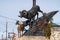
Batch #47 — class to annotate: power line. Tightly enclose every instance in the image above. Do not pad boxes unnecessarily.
[0,14,19,21]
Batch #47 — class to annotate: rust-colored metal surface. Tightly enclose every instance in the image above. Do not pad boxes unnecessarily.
[23,11,58,36]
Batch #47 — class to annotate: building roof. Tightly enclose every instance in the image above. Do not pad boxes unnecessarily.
[52,23,60,27]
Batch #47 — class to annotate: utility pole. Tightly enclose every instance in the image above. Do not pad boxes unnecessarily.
[2,34,3,40]
[33,0,36,6]
[6,21,8,40]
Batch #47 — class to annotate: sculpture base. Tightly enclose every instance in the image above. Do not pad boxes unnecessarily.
[18,36,49,40]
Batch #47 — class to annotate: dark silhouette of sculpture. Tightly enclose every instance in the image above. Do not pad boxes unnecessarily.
[16,10,58,36]
[17,4,59,39]
[18,5,43,21]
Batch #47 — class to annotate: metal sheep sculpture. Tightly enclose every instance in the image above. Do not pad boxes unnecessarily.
[18,5,43,21]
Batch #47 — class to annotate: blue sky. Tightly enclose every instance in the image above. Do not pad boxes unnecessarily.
[0,0,60,38]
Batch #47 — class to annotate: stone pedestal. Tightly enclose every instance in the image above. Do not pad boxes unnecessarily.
[18,36,49,40]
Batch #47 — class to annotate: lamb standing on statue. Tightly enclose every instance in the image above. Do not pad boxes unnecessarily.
[16,21,24,37]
